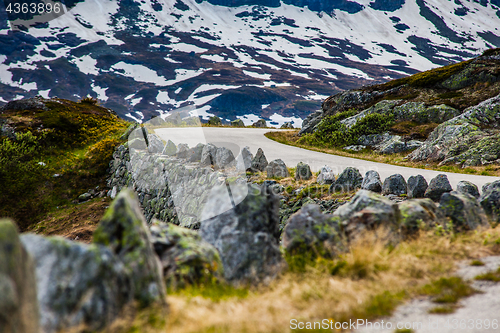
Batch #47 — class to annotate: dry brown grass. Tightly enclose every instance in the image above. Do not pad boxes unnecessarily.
[116,227,500,333]
[265,130,500,177]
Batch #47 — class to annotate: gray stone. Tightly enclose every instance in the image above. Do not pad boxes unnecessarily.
[424,174,453,201]
[252,119,267,128]
[266,159,290,178]
[377,137,423,154]
[482,180,500,196]
[332,190,400,242]
[407,175,428,199]
[150,220,223,289]
[207,116,222,126]
[231,119,245,127]
[456,181,480,198]
[382,174,407,196]
[295,162,312,180]
[358,132,393,147]
[215,147,235,169]
[479,186,500,224]
[176,143,190,159]
[440,191,490,231]
[199,184,285,284]
[343,145,366,152]
[250,148,268,172]
[200,143,217,166]
[316,165,335,185]
[282,204,346,258]
[78,192,92,202]
[398,199,441,237]
[361,170,382,193]
[128,137,147,150]
[162,140,177,156]
[21,234,132,333]
[329,167,363,193]
[299,111,322,135]
[165,112,182,125]
[187,143,205,162]
[281,122,294,129]
[236,146,253,171]
[93,189,166,306]
[149,116,166,126]
[0,219,39,333]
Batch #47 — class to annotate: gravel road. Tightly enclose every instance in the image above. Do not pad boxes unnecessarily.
[154,127,499,192]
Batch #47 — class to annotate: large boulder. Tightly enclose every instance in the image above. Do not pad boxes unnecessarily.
[21,234,132,333]
[361,170,382,193]
[199,184,285,284]
[424,174,453,201]
[250,148,268,172]
[236,146,253,171]
[150,220,223,289]
[162,140,177,156]
[377,137,423,154]
[200,143,217,166]
[332,190,400,242]
[330,167,363,193]
[252,119,267,128]
[456,180,480,198]
[215,147,235,169]
[187,143,205,162]
[398,199,442,237]
[282,204,346,258]
[295,162,312,180]
[479,184,500,224]
[316,165,335,185]
[281,122,294,129]
[93,189,166,306]
[0,219,39,333]
[147,134,165,154]
[231,119,245,127]
[266,159,289,178]
[382,174,407,196]
[439,191,490,231]
[407,175,428,199]
[176,143,190,159]
[299,111,322,135]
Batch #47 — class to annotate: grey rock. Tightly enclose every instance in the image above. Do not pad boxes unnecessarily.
[187,143,205,162]
[165,112,182,125]
[231,119,245,127]
[295,162,312,180]
[316,165,335,185]
[282,204,346,258]
[128,137,147,150]
[93,189,166,306]
[330,167,363,193]
[150,220,223,289]
[1,97,48,112]
[281,122,294,129]
[236,146,253,171]
[407,175,428,199]
[162,140,177,156]
[149,116,166,126]
[21,234,131,333]
[398,199,442,237]
[382,174,407,196]
[0,219,39,333]
[0,123,16,140]
[78,192,92,202]
[207,116,222,126]
[332,190,400,242]
[440,191,489,231]
[215,146,235,169]
[252,119,267,128]
[200,143,217,166]
[479,186,500,224]
[250,148,268,172]
[299,111,322,135]
[176,143,190,159]
[358,132,393,147]
[424,174,453,201]
[199,184,285,284]
[361,170,382,193]
[377,137,423,154]
[482,180,500,195]
[266,159,290,178]
[343,145,366,152]
[456,180,480,198]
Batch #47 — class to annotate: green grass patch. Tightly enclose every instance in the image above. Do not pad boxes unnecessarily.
[171,279,249,302]
[437,91,464,99]
[470,259,485,266]
[428,305,456,314]
[420,277,476,304]
[296,185,330,199]
[475,267,500,282]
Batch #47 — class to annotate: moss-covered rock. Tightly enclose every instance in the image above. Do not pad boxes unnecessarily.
[439,191,489,231]
[93,189,166,306]
[330,167,363,193]
[398,199,442,238]
[0,219,39,333]
[150,220,223,289]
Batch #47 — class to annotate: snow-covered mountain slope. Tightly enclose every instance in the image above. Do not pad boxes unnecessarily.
[0,0,499,126]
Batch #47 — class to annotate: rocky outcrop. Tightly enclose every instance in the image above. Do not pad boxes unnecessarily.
[199,184,285,284]
[281,122,294,129]
[150,220,223,289]
[361,170,382,193]
[424,174,453,201]
[399,199,442,237]
[316,165,335,185]
[299,110,322,135]
[407,175,428,198]
[382,174,407,196]
[0,219,39,333]
[330,167,363,193]
[439,191,489,231]
[21,234,132,333]
[332,190,400,242]
[252,119,267,127]
[282,204,346,258]
[231,119,245,127]
[295,162,312,180]
[250,148,268,172]
[93,189,166,306]
[200,143,217,166]
[266,159,289,178]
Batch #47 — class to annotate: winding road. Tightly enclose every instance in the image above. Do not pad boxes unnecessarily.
[154,127,499,192]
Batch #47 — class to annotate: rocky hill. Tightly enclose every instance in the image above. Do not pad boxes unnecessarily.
[299,48,500,169]
[1,0,500,126]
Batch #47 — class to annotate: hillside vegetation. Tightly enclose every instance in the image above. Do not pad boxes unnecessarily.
[0,97,129,231]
